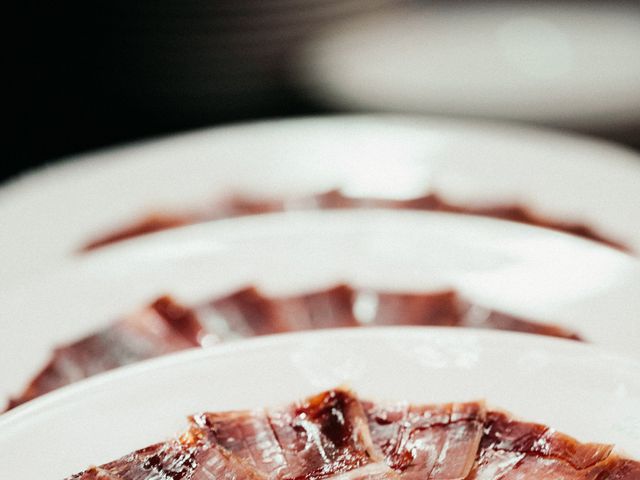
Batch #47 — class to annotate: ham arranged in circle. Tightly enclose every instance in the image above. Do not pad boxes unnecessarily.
[67,388,640,479]
[6,285,582,410]
[82,190,626,252]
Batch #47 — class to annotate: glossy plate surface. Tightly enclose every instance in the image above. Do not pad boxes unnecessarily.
[1,328,639,479]
[1,210,639,404]
[2,116,640,285]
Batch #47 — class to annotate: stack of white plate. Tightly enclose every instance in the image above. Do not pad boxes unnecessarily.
[296,2,640,135]
[1,116,639,478]
[2,116,640,284]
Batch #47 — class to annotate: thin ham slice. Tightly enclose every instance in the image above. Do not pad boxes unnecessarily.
[197,286,358,340]
[585,456,640,479]
[192,389,395,480]
[221,196,287,217]
[372,291,463,327]
[82,214,193,251]
[189,409,287,478]
[65,390,640,480]
[8,296,200,409]
[272,285,359,331]
[68,430,266,480]
[371,291,581,340]
[312,190,401,210]
[465,411,618,479]
[463,307,581,340]
[81,190,626,252]
[364,401,485,479]
[197,287,288,339]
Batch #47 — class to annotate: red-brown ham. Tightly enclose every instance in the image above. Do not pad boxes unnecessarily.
[8,297,200,409]
[69,429,266,479]
[81,190,625,252]
[371,291,581,340]
[465,411,619,479]
[364,401,485,479]
[65,390,640,480]
[192,389,395,480]
[6,286,582,410]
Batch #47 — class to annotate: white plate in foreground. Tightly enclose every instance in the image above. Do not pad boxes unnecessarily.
[1,328,639,479]
[1,210,639,404]
[1,115,640,285]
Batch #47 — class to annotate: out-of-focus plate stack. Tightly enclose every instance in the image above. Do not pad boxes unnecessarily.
[296,2,640,140]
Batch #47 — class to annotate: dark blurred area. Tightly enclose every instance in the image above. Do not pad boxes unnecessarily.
[9,0,640,183]
[11,0,349,181]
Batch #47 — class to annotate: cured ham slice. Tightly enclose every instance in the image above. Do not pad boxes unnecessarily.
[372,291,463,327]
[190,409,287,478]
[312,190,401,210]
[266,389,392,479]
[82,214,194,251]
[464,307,581,340]
[221,196,287,217]
[586,456,640,479]
[66,390,640,480]
[371,291,582,340]
[197,287,288,340]
[271,285,359,331]
[465,411,619,479]
[192,389,395,479]
[81,190,625,252]
[8,296,200,409]
[364,401,485,479]
[463,204,622,250]
[196,286,358,340]
[68,430,266,480]
[400,194,624,250]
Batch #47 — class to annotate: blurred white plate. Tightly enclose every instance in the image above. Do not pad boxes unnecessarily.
[1,116,640,285]
[1,328,639,479]
[1,210,639,404]
[298,4,640,131]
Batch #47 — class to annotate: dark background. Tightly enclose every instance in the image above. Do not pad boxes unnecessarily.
[10,0,343,183]
[9,1,639,184]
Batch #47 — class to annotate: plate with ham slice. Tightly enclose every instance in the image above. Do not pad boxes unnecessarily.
[1,328,639,479]
[1,210,639,411]
[1,115,640,286]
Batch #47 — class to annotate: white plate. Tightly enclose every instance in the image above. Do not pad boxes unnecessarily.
[297,4,640,131]
[1,328,639,479]
[1,210,639,404]
[2,116,640,285]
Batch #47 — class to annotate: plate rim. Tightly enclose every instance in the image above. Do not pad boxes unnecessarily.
[2,113,640,196]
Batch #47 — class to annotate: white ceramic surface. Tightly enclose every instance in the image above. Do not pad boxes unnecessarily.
[297,4,640,130]
[1,328,639,479]
[1,116,640,286]
[1,210,639,405]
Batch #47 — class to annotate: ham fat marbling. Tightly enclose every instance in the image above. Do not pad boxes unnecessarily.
[67,388,639,479]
